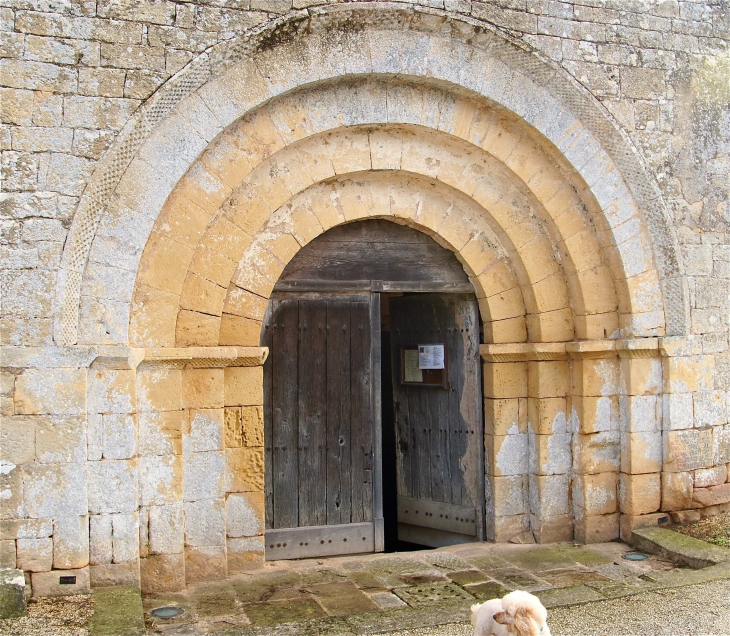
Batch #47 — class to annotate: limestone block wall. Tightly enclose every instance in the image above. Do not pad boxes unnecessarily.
[1,0,729,595]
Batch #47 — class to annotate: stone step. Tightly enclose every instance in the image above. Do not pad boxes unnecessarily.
[0,569,27,620]
[89,586,146,636]
[630,527,730,570]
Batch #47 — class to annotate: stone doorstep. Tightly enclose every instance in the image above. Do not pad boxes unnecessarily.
[88,586,146,636]
[630,527,730,569]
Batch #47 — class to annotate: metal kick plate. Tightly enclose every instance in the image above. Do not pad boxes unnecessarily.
[397,496,477,536]
[265,522,374,560]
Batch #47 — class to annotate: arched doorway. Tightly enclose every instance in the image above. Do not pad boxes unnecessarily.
[262,219,483,559]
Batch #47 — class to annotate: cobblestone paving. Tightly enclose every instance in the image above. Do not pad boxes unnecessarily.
[141,541,688,634]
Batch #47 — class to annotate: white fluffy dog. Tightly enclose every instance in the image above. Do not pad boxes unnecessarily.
[471,590,551,636]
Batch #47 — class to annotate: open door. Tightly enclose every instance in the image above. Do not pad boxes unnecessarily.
[262,292,382,559]
[389,294,483,547]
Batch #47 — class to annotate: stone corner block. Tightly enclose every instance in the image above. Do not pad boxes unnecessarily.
[0,569,27,619]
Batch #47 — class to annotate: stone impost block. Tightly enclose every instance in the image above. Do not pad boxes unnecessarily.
[492,475,529,517]
[0,569,26,618]
[224,367,263,407]
[529,433,572,475]
[664,428,713,472]
[184,409,224,453]
[227,537,264,573]
[574,513,619,544]
[226,492,264,538]
[573,431,620,474]
[53,516,89,570]
[621,431,662,474]
[572,358,619,397]
[182,368,224,409]
[661,471,693,511]
[483,362,528,399]
[185,545,226,585]
[618,473,661,516]
[528,361,569,398]
[87,369,135,414]
[226,447,264,493]
[527,397,567,435]
[140,552,185,594]
[574,473,617,517]
[694,465,727,488]
[692,483,730,508]
[183,451,226,501]
[87,459,138,514]
[16,538,53,572]
[486,433,529,477]
[619,512,670,543]
[620,356,662,396]
[0,540,17,568]
[136,367,182,412]
[485,398,526,436]
[14,368,86,415]
[149,504,183,555]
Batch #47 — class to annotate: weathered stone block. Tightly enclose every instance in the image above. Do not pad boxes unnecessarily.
[664,428,713,472]
[14,368,86,415]
[184,498,225,547]
[574,473,617,516]
[694,465,727,488]
[0,416,35,465]
[23,463,87,518]
[0,569,26,618]
[694,391,726,428]
[574,513,619,544]
[527,397,567,435]
[663,356,714,394]
[227,536,264,572]
[184,408,224,453]
[112,513,138,564]
[53,516,89,570]
[149,503,183,555]
[486,433,529,477]
[224,407,242,448]
[102,413,136,460]
[0,519,53,541]
[0,468,23,520]
[492,475,529,517]
[483,362,528,399]
[529,474,570,519]
[573,395,618,434]
[620,394,661,432]
[226,447,264,492]
[618,472,661,516]
[226,492,264,538]
[619,512,670,542]
[224,367,263,407]
[138,454,182,506]
[692,483,730,508]
[491,513,530,543]
[485,398,525,436]
[183,451,225,501]
[662,392,694,430]
[140,552,185,593]
[528,361,569,398]
[572,358,619,397]
[87,369,135,414]
[621,431,663,474]
[182,368,224,409]
[34,415,86,463]
[0,540,17,568]
[529,432,572,475]
[87,459,138,514]
[573,431,621,474]
[16,538,53,572]
[242,406,264,447]
[661,471,693,511]
[136,367,182,412]
[185,545,226,585]
[531,515,574,544]
[620,356,662,396]
[138,410,182,456]
[89,562,140,588]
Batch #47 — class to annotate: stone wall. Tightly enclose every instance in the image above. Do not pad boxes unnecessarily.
[1,0,729,596]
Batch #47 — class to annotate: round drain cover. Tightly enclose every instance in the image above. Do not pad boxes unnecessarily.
[622,552,649,561]
[150,606,185,619]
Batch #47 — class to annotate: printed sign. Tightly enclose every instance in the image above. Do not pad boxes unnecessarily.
[418,344,445,370]
[404,349,423,383]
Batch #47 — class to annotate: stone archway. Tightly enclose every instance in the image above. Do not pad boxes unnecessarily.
[55,6,678,590]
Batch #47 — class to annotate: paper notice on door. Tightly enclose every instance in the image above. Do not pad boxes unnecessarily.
[418,344,445,369]
[403,349,423,382]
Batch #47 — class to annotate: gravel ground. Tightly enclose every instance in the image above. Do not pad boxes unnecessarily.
[384,579,730,636]
[676,512,730,548]
[0,594,92,636]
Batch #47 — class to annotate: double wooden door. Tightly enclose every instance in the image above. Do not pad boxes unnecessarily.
[262,293,382,559]
[389,294,484,546]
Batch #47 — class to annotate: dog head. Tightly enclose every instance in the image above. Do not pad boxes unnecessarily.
[493,591,550,636]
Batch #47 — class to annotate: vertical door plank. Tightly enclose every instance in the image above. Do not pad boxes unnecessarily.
[271,299,299,529]
[350,300,373,523]
[298,300,328,527]
[326,300,352,525]
[263,302,274,529]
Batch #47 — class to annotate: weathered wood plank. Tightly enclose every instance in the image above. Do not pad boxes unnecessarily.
[263,301,274,530]
[326,300,352,525]
[350,300,373,523]
[265,522,375,560]
[271,299,299,529]
[298,300,328,527]
[397,496,477,536]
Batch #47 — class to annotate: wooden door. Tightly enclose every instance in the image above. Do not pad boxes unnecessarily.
[389,294,483,547]
[262,293,382,559]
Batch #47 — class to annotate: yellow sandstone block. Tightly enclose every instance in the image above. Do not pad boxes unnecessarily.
[227,447,264,492]
[527,308,574,343]
[328,131,372,174]
[531,272,570,314]
[562,229,604,273]
[485,287,525,321]
[288,201,324,246]
[528,361,569,398]
[572,395,618,434]
[175,309,220,347]
[129,285,179,347]
[176,161,232,214]
[156,191,214,249]
[242,406,264,447]
[179,273,227,316]
[458,235,501,277]
[526,164,565,204]
[199,215,253,264]
[621,356,662,396]
[483,362,528,399]
[572,358,619,397]
[528,397,567,434]
[619,472,660,516]
[137,233,194,295]
[223,287,269,321]
[484,316,527,344]
[182,368,224,410]
[574,267,618,315]
[437,208,476,251]
[544,187,583,225]
[224,367,263,407]
[576,472,617,516]
[519,235,560,283]
[485,398,526,435]
[188,247,238,289]
[477,261,518,298]
[219,314,262,346]
[224,183,272,238]
[480,117,521,161]
[574,312,619,340]
[504,138,546,183]
[369,129,402,170]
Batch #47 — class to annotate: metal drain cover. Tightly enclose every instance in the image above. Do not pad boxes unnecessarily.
[622,552,649,561]
[150,606,185,619]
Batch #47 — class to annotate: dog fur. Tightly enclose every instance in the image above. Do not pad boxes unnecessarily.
[471,590,551,636]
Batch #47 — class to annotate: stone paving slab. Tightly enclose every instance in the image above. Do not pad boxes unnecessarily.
[141,541,730,635]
